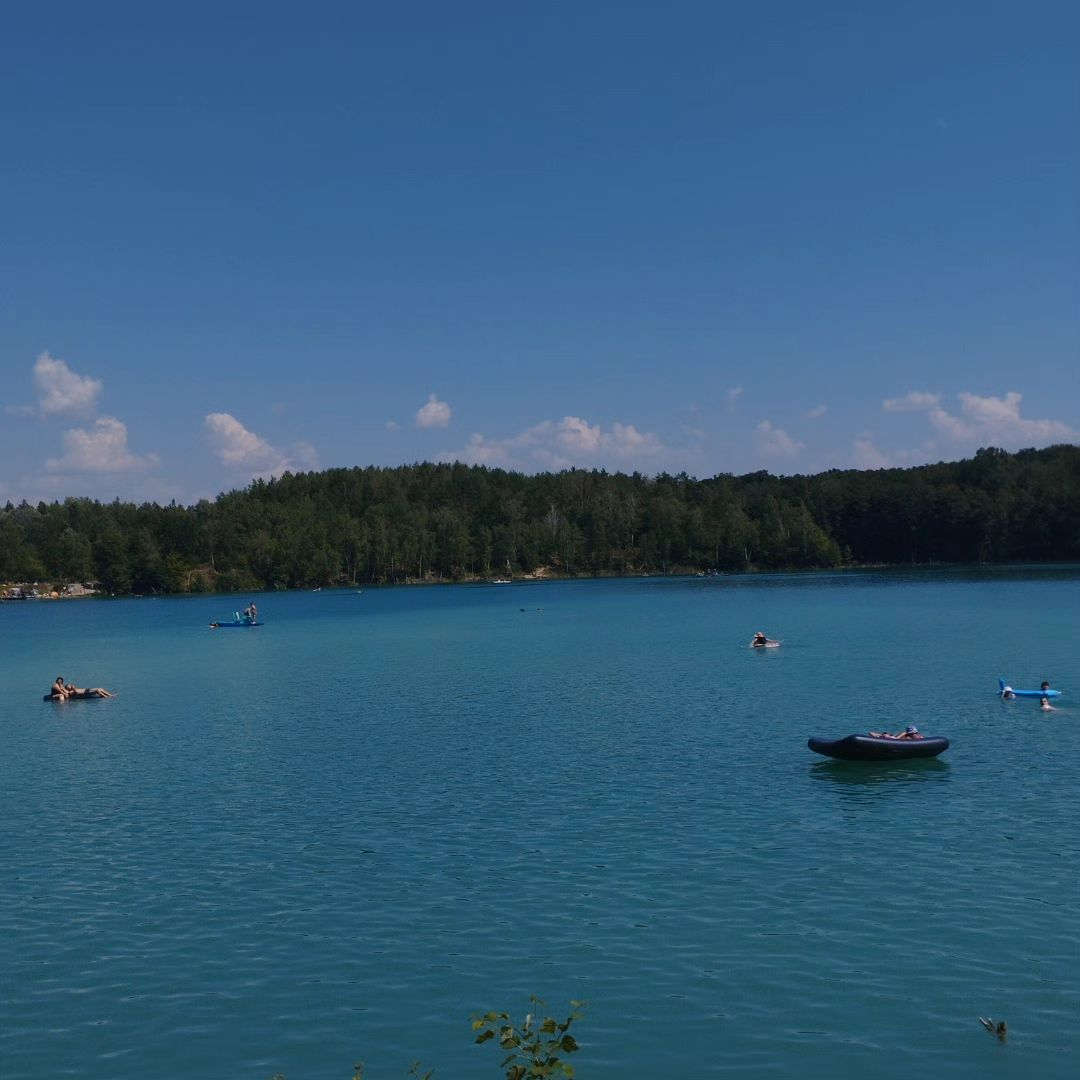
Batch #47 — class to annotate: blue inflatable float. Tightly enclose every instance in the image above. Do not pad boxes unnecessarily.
[210,612,263,628]
[999,678,1060,699]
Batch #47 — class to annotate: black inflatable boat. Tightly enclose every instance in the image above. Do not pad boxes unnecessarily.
[808,734,950,761]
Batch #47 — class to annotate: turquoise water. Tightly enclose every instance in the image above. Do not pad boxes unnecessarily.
[2,569,1079,1079]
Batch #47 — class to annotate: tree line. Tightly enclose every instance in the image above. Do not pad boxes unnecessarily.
[1,444,1077,595]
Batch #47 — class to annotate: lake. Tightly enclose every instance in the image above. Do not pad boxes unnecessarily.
[2,568,1078,1079]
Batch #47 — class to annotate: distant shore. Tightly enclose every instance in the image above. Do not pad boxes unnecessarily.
[5,560,1072,602]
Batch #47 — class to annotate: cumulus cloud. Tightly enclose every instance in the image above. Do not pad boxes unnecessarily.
[927,405,970,441]
[7,352,165,494]
[440,415,669,472]
[852,434,895,469]
[204,413,277,467]
[754,420,804,458]
[883,391,941,413]
[804,404,827,419]
[44,416,159,473]
[558,415,603,453]
[204,412,318,478]
[415,394,451,429]
[871,389,1078,464]
[34,351,103,417]
[928,391,1078,446]
[725,387,743,411]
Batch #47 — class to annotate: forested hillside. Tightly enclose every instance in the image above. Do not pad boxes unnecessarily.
[2,445,1077,594]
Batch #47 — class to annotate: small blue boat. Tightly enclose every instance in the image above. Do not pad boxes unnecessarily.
[210,612,263,629]
[999,678,1060,699]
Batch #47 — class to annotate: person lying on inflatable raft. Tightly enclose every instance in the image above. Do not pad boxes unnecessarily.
[46,675,114,700]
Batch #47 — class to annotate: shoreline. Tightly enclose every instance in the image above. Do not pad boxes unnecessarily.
[5,560,1078,602]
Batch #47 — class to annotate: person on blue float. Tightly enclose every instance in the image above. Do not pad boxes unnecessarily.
[1001,685,1016,700]
[243,601,258,623]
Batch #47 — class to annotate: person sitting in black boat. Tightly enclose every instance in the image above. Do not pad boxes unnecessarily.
[751,631,769,647]
[868,724,923,740]
[49,675,68,700]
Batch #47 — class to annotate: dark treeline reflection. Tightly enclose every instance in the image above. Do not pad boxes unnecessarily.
[2,445,1077,594]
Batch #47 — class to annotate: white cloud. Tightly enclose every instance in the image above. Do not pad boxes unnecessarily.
[927,405,971,441]
[804,404,827,419]
[440,415,670,472]
[608,421,663,458]
[754,420,804,458]
[870,389,1077,464]
[926,392,1079,448]
[204,413,277,467]
[852,434,894,469]
[203,412,318,478]
[415,393,451,429]
[44,416,159,473]
[883,391,941,413]
[385,420,400,431]
[34,351,103,417]
[725,387,743,411]
[558,415,602,453]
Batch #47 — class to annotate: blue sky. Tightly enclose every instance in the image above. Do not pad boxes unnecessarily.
[2,1,1077,504]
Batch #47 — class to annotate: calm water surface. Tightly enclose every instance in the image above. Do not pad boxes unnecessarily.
[2,569,1079,1079]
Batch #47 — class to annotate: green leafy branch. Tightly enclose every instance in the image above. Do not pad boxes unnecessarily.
[471,997,586,1080]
